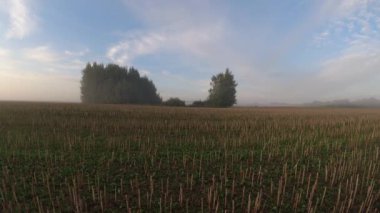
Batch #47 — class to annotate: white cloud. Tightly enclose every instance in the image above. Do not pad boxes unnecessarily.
[313,0,380,46]
[107,33,165,64]
[299,0,380,101]
[21,46,87,75]
[314,1,380,84]
[139,69,151,76]
[23,46,61,63]
[0,48,10,57]
[113,0,226,65]
[319,35,380,81]
[273,36,380,103]
[338,0,373,16]
[64,49,90,57]
[319,52,380,82]
[313,31,330,47]
[107,24,224,65]
[5,0,35,39]
[319,0,374,18]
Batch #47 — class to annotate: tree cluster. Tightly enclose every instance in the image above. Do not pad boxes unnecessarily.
[80,63,237,107]
[81,63,162,104]
[163,97,186,107]
[190,100,207,107]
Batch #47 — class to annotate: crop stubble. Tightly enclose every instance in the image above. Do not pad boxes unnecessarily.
[0,102,379,212]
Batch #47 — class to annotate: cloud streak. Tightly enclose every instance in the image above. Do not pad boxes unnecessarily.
[107,33,165,65]
[107,24,224,65]
[5,0,35,39]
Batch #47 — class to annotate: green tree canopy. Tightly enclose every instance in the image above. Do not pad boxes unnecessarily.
[81,63,162,104]
[163,97,186,107]
[207,69,237,107]
[191,100,207,107]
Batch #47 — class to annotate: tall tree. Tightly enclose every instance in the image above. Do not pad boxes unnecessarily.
[80,63,162,104]
[207,69,237,107]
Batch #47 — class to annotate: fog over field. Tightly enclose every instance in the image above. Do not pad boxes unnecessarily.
[1,0,380,105]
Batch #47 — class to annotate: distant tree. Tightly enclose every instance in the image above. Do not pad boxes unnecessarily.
[80,63,162,104]
[163,98,186,107]
[207,69,237,107]
[191,100,207,107]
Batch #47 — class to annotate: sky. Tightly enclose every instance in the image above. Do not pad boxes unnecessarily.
[1,0,380,105]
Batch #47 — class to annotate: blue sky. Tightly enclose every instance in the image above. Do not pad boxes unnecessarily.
[1,0,380,104]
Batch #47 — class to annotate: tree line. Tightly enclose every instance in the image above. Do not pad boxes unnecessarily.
[81,63,237,107]
[81,63,161,104]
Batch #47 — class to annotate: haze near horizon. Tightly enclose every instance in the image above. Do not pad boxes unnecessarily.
[1,0,380,105]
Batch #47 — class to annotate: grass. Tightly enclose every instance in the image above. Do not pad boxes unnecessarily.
[0,102,379,212]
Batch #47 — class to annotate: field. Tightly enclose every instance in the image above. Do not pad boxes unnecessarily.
[0,102,380,212]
